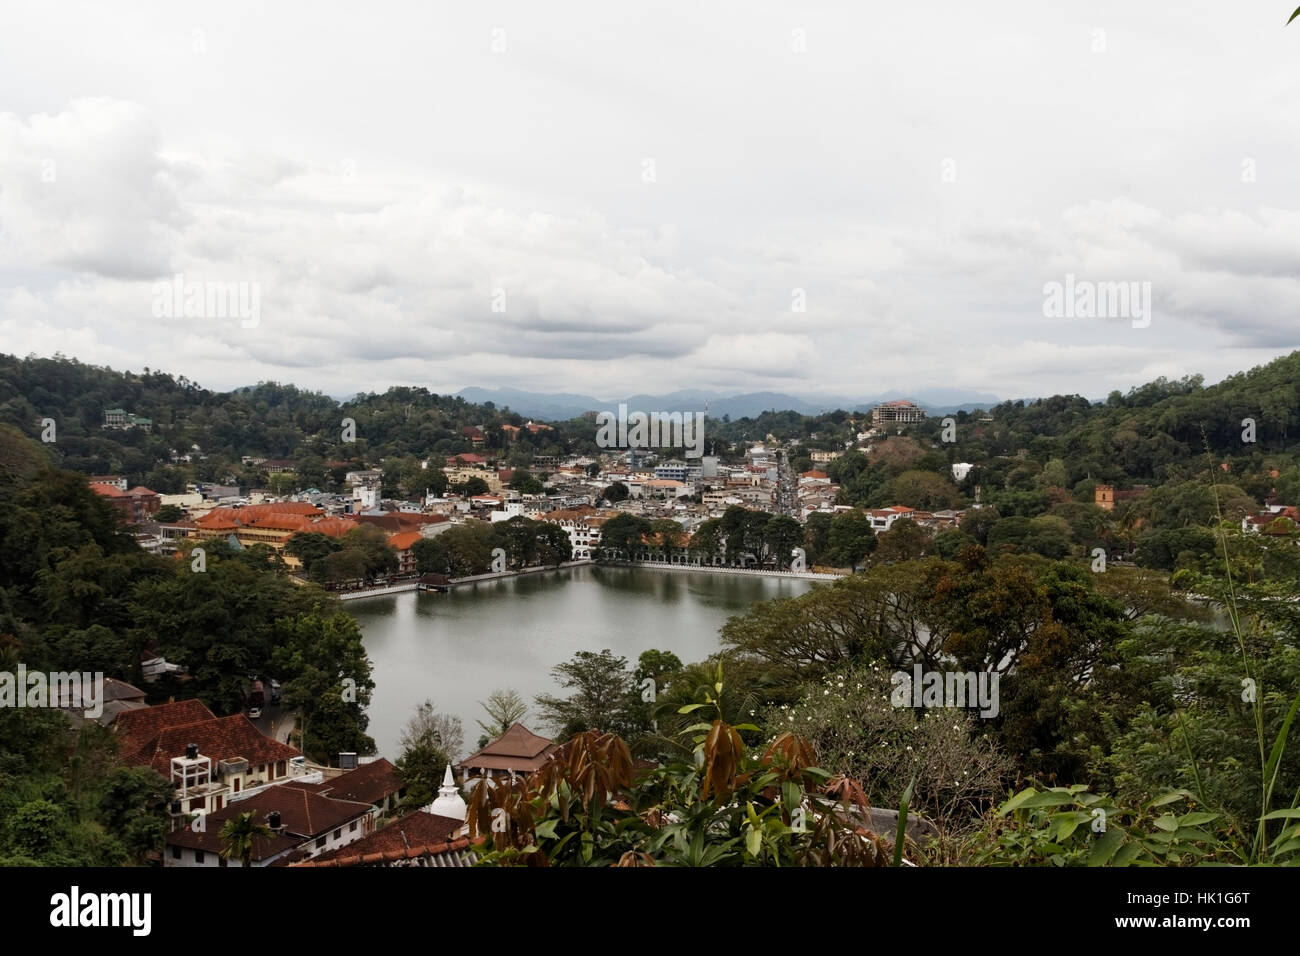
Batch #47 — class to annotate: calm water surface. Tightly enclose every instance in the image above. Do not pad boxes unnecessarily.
[347,565,814,760]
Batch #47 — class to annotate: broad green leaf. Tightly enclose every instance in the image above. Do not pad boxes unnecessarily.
[1113,842,1144,866]
[1147,790,1195,809]
[998,787,1043,815]
[1017,790,1083,809]
[1088,828,1125,866]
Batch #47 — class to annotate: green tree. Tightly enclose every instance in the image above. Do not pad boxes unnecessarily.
[395,699,461,807]
[411,536,451,575]
[827,510,875,569]
[534,650,636,739]
[219,811,276,867]
[272,611,376,762]
[764,515,803,569]
[803,511,833,565]
[477,689,529,739]
[285,531,342,574]
[874,517,929,563]
[882,470,960,510]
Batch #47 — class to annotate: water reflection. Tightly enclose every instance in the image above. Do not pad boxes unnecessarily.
[347,565,813,760]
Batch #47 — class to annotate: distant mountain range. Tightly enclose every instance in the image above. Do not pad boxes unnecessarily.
[452,387,1005,422]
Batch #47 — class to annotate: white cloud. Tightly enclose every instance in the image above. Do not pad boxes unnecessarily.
[0,2,1297,401]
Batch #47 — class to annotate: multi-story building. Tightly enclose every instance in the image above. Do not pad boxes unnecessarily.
[165,786,375,867]
[871,400,926,427]
[89,483,161,524]
[116,700,307,825]
[653,462,702,482]
[866,505,916,532]
[190,503,357,561]
[540,507,609,559]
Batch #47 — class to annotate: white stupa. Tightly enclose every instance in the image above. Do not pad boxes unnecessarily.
[427,764,467,822]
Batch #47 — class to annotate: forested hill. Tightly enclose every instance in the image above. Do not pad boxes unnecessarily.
[979,351,1300,473]
[0,353,571,487]
[717,351,1300,480]
[1,350,1298,496]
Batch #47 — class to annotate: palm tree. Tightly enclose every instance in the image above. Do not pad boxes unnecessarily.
[219,811,276,868]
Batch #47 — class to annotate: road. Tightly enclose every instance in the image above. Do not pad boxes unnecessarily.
[252,702,296,745]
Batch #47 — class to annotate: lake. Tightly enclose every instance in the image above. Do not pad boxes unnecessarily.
[347,565,815,760]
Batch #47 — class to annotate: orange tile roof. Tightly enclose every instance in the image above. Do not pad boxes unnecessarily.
[388,531,423,551]
[90,482,128,497]
[309,517,359,538]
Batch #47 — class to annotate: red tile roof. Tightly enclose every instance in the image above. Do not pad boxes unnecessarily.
[309,758,405,807]
[168,786,373,859]
[126,713,300,775]
[300,810,461,865]
[115,699,216,756]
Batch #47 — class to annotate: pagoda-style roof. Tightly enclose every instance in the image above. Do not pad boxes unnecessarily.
[459,723,558,773]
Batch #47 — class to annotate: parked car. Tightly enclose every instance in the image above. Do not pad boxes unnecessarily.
[247,706,262,719]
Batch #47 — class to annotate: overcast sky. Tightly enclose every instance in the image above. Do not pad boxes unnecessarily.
[1,2,1298,403]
